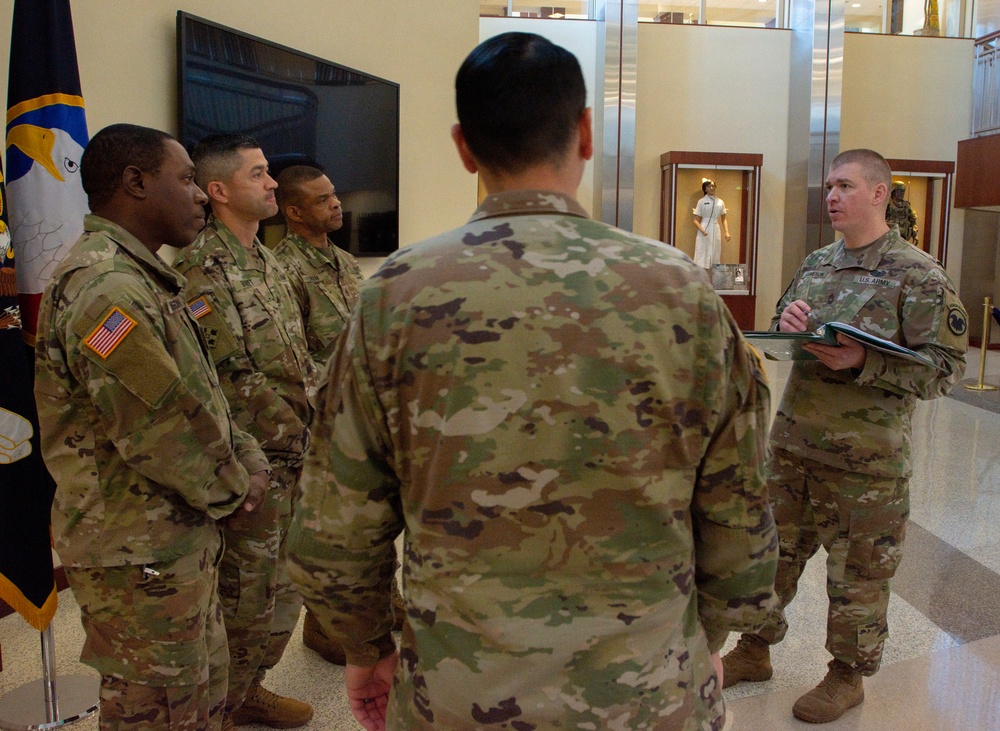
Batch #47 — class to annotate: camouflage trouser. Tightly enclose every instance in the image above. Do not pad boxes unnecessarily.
[756,449,909,675]
[256,458,305,681]
[66,535,227,730]
[220,458,299,710]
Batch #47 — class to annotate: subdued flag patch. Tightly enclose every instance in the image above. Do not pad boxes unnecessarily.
[188,295,211,319]
[84,307,135,358]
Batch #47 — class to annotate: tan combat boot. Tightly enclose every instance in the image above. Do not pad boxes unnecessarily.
[302,608,347,665]
[220,715,238,731]
[230,681,314,729]
[792,659,864,723]
[721,634,773,688]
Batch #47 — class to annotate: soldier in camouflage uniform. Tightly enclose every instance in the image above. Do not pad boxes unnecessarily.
[172,134,316,729]
[885,181,918,244]
[273,165,362,372]
[34,124,270,730]
[272,166,407,665]
[288,33,778,731]
[723,149,967,724]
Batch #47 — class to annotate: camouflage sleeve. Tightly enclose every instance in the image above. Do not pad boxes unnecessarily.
[232,425,270,476]
[183,260,310,457]
[44,272,249,518]
[692,301,778,653]
[274,246,309,317]
[856,268,968,399]
[288,314,401,667]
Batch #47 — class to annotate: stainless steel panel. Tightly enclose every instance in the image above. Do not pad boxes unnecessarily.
[596,0,637,231]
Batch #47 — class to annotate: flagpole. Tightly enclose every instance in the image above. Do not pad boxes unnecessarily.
[0,627,98,730]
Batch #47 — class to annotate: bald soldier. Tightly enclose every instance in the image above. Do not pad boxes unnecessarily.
[723,149,967,723]
[289,32,777,731]
[34,123,269,730]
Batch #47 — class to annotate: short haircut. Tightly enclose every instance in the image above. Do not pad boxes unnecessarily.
[275,165,326,216]
[702,179,715,194]
[81,123,173,210]
[830,148,892,190]
[455,32,586,175]
[191,132,261,190]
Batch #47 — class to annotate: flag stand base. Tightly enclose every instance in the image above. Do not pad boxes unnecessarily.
[0,627,98,730]
[0,675,98,730]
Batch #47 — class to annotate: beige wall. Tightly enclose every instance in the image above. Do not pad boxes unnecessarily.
[841,33,974,290]
[0,0,481,252]
[634,25,793,327]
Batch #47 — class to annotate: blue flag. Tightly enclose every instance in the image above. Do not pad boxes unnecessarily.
[0,0,88,632]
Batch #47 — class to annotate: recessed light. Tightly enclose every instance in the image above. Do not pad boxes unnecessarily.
[851,3,861,6]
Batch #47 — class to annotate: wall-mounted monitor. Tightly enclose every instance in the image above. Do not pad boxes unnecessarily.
[177,12,399,256]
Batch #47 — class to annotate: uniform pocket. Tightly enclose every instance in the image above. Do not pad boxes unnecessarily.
[845,494,909,580]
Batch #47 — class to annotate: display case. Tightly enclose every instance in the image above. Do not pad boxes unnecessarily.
[660,151,762,329]
[884,158,954,267]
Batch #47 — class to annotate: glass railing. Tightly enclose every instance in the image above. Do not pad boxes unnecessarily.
[480,0,976,36]
[973,32,1000,137]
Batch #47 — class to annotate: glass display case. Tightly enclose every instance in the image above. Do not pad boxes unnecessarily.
[660,151,762,329]
[884,158,954,267]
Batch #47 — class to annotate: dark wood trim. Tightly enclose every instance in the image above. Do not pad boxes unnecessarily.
[921,182,933,253]
[885,158,954,175]
[660,151,763,167]
[739,170,749,262]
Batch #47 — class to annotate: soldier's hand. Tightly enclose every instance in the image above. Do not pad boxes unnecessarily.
[802,334,866,371]
[224,470,269,530]
[779,300,812,332]
[711,651,724,688]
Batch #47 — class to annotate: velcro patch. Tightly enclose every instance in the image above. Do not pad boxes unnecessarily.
[947,304,967,336]
[187,295,212,320]
[84,307,136,359]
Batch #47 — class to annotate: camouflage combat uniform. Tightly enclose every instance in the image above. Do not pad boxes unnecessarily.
[273,232,362,371]
[35,215,268,730]
[289,190,779,730]
[761,228,967,674]
[172,217,316,710]
[885,199,918,244]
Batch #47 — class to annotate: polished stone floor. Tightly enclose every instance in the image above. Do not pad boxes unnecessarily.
[2,351,999,730]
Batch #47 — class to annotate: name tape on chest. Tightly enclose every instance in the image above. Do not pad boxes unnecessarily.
[854,275,899,288]
[84,307,136,359]
[187,295,212,320]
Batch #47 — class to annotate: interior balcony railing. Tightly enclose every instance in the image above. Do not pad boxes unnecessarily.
[973,31,1000,138]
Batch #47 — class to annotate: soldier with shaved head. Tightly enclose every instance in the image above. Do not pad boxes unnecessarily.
[723,148,967,723]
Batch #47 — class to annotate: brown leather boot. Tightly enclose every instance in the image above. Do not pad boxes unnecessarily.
[230,681,313,728]
[721,634,773,688]
[792,659,864,723]
[301,608,346,665]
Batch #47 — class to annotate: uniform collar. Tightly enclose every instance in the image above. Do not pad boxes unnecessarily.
[282,232,342,271]
[468,190,590,223]
[84,213,187,291]
[830,230,897,271]
[205,215,265,272]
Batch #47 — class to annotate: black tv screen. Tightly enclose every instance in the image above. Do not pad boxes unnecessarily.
[177,12,399,256]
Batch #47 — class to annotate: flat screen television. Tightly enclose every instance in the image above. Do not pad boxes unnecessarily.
[177,12,399,256]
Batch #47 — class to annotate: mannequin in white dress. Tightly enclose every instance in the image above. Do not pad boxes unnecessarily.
[692,179,730,270]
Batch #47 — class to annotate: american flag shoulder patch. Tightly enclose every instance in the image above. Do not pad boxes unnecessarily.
[188,295,212,320]
[84,307,136,359]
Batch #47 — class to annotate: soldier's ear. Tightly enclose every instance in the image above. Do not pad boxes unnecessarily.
[872,181,889,207]
[122,165,146,199]
[451,124,478,175]
[206,180,227,205]
[284,204,303,224]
